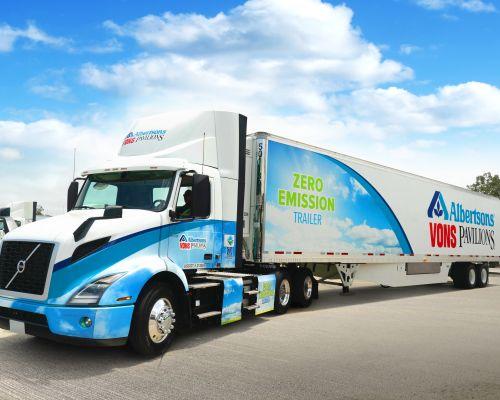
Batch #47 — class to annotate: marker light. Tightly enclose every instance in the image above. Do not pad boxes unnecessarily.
[79,317,92,328]
[69,273,125,306]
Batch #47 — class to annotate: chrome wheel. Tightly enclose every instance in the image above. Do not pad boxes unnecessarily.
[468,268,476,287]
[303,275,313,300]
[279,279,291,306]
[148,298,175,344]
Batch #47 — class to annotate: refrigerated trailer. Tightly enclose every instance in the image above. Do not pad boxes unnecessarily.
[0,111,498,356]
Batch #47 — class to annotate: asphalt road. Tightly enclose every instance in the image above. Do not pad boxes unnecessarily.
[1,274,500,400]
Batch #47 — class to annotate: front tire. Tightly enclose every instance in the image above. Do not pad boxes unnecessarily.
[274,269,292,314]
[129,283,178,357]
[475,265,489,288]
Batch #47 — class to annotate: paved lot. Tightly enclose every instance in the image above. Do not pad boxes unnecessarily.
[0,273,500,400]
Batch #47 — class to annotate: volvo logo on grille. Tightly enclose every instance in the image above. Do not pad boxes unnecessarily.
[5,244,41,290]
[16,260,26,274]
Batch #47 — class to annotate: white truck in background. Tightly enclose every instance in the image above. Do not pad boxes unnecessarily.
[0,202,38,241]
[0,111,498,356]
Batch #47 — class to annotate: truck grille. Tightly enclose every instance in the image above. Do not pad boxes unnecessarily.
[0,241,54,295]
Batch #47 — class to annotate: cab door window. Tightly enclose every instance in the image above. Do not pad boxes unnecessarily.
[175,175,194,219]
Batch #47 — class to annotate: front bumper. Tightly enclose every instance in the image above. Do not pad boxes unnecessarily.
[0,297,134,346]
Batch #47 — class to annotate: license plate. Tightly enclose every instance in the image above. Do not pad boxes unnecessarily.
[9,320,26,334]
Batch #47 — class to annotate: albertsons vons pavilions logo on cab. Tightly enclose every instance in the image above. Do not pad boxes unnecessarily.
[427,191,495,250]
[122,129,167,146]
[179,234,207,250]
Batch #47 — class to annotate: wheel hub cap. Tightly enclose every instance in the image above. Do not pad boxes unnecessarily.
[148,298,175,344]
[279,279,291,306]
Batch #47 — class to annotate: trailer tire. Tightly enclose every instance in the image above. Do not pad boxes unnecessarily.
[452,263,476,289]
[129,282,178,357]
[292,268,314,308]
[274,269,292,314]
[475,265,489,288]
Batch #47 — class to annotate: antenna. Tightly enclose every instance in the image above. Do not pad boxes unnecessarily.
[202,132,206,174]
[72,148,76,180]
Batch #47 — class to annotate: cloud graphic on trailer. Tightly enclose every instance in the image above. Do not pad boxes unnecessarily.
[265,204,401,253]
[263,140,411,254]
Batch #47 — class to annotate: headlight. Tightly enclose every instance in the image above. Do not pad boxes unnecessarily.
[68,273,125,305]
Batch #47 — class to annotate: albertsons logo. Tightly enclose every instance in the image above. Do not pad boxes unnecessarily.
[179,234,207,250]
[427,191,449,220]
[426,190,495,250]
[179,234,190,250]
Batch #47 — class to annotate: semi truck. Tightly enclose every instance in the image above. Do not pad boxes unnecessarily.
[0,111,498,356]
[0,201,38,241]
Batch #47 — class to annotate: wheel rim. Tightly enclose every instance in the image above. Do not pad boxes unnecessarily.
[148,298,175,344]
[481,268,488,284]
[468,268,476,286]
[303,275,313,300]
[279,279,291,306]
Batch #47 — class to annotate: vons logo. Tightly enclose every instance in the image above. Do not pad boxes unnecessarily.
[179,234,190,250]
[179,234,207,251]
[427,191,495,250]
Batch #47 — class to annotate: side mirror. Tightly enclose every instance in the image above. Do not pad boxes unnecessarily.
[192,174,211,218]
[103,206,123,219]
[169,209,177,220]
[67,181,79,211]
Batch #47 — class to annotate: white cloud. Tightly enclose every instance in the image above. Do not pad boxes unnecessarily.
[265,203,402,253]
[29,83,71,101]
[399,44,421,55]
[81,38,123,54]
[348,223,399,247]
[0,22,68,52]
[0,147,21,160]
[89,0,412,108]
[0,118,125,214]
[335,82,500,135]
[415,0,495,12]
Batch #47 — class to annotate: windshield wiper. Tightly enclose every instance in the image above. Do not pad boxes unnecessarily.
[74,206,96,210]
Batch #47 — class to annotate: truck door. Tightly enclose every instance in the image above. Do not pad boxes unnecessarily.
[161,172,218,270]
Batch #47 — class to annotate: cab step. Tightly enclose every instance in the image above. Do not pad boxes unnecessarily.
[244,289,259,295]
[197,311,222,320]
[189,282,220,290]
[243,304,258,311]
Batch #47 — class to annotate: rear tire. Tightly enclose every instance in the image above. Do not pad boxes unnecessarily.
[129,283,178,357]
[452,263,476,289]
[475,265,489,288]
[274,269,292,314]
[292,268,314,308]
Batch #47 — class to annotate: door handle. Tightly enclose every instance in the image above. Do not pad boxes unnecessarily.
[204,253,213,260]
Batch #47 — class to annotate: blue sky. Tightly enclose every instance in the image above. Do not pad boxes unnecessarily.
[0,0,499,214]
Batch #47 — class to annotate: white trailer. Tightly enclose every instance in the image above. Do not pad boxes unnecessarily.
[243,134,499,291]
[0,111,497,356]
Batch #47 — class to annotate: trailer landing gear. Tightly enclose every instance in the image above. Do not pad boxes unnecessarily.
[336,264,358,295]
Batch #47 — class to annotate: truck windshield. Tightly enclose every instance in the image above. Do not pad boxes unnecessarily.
[75,170,176,211]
